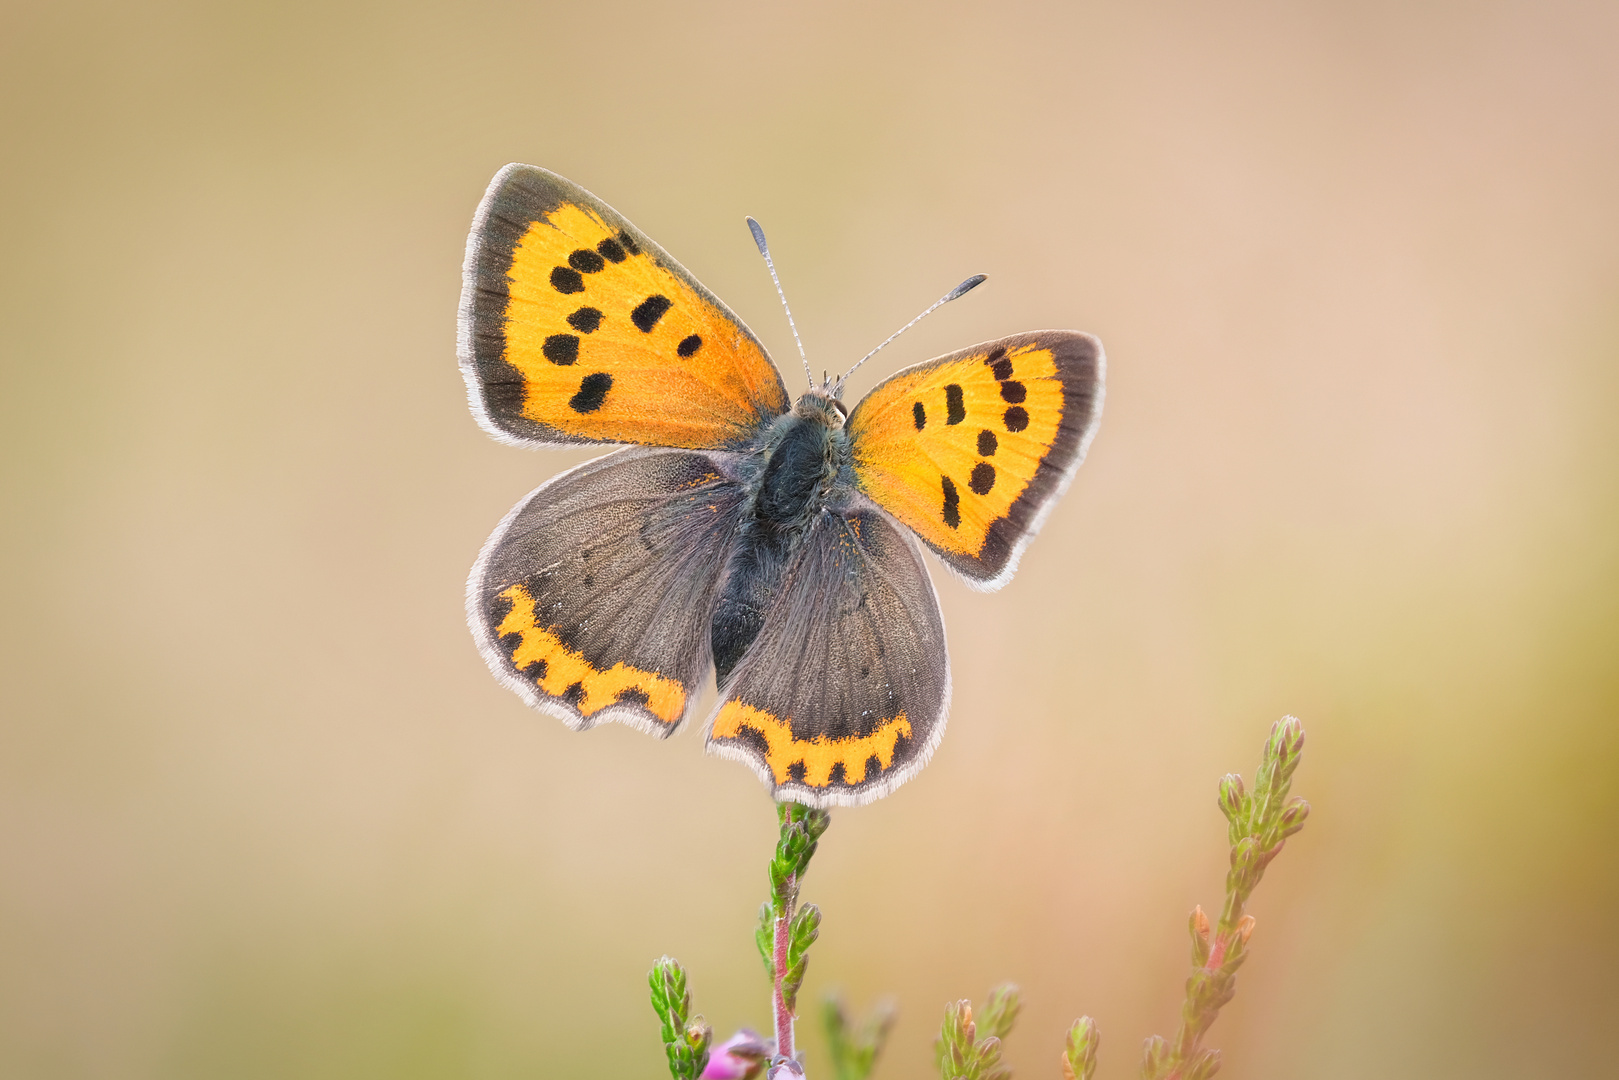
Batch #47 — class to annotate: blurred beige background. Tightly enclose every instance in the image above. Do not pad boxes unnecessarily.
[2,1,1616,1076]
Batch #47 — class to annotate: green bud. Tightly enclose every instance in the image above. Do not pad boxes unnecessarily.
[1217,773,1246,816]
[979,983,1021,1040]
[782,956,809,1009]
[1227,836,1260,899]
[976,1035,1009,1080]
[1182,966,1214,1013]
[1142,1033,1170,1078]
[789,903,823,962]
[1188,906,1212,966]
[1209,973,1239,1011]
[1279,796,1311,838]
[1277,715,1304,759]
[1061,1016,1100,1080]
[755,903,775,974]
[684,1013,714,1078]
[950,1001,975,1048]
[1186,1047,1222,1080]
[649,956,691,1045]
[935,1000,976,1078]
[1216,916,1255,973]
[1265,718,1288,761]
[649,957,710,1080]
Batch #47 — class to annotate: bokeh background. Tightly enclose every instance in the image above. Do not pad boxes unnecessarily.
[3,1,1616,1076]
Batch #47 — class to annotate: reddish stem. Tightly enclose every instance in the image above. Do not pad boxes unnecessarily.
[772,873,796,1062]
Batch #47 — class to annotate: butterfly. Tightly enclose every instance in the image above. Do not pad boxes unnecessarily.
[459,164,1104,807]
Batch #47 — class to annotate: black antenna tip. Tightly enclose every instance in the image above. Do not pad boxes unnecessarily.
[746,217,769,255]
[947,274,988,302]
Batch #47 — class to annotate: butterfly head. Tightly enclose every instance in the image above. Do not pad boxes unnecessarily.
[794,383,848,428]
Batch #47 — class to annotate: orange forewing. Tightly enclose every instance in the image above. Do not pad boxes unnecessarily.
[461,165,789,449]
[845,331,1103,587]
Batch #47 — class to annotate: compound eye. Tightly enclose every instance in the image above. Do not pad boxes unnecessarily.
[832,399,848,419]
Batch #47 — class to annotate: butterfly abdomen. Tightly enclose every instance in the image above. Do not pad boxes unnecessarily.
[711,393,852,684]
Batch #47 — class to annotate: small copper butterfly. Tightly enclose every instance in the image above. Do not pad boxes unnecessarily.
[459,164,1105,806]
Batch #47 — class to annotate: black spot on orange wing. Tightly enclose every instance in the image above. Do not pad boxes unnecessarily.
[727,721,771,765]
[596,237,627,263]
[1000,380,1027,403]
[542,334,579,365]
[569,248,606,273]
[567,306,603,333]
[631,295,672,332]
[977,429,997,455]
[913,401,927,430]
[1004,405,1029,431]
[617,230,641,256]
[985,346,1007,364]
[970,462,996,495]
[562,682,586,706]
[991,358,1014,381]
[942,475,961,528]
[617,687,651,706]
[520,657,547,681]
[551,266,585,294]
[677,334,702,357]
[945,384,966,424]
[570,373,613,413]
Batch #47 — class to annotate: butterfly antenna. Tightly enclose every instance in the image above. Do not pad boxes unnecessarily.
[835,274,987,394]
[746,217,813,389]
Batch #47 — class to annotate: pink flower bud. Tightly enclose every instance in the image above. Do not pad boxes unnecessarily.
[702,1030,770,1080]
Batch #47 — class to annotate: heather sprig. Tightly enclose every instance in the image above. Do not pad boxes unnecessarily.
[1138,715,1311,1080]
[822,994,896,1080]
[755,801,832,1069]
[650,956,713,1080]
[647,717,1309,1080]
[934,984,1020,1080]
[1061,1017,1100,1080]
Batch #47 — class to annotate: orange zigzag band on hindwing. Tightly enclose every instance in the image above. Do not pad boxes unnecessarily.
[712,702,913,786]
[496,584,685,724]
